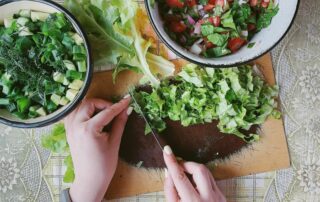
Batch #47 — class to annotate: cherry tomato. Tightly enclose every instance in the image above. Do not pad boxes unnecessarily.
[215,0,225,7]
[169,21,187,33]
[248,23,256,31]
[208,0,216,4]
[186,0,197,7]
[261,1,269,8]
[166,0,185,8]
[208,16,221,27]
[250,0,258,7]
[228,38,247,53]
[204,4,215,12]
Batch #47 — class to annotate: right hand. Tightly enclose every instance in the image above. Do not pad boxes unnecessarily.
[163,145,226,202]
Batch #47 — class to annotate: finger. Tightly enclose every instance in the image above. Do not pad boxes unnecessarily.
[209,176,226,202]
[182,162,215,199]
[75,99,112,123]
[164,169,179,202]
[163,146,198,200]
[88,97,131,132]
[109,106,132,147]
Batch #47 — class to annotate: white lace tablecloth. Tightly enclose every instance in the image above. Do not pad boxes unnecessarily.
[1,0,319,201]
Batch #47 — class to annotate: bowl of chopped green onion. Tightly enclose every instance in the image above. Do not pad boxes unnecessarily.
[145,0,299,67]
[0,0,92,128]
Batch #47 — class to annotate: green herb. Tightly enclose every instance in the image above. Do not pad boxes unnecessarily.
[133,64,281,143]
[257,2,279,31]
[247,42,256,48]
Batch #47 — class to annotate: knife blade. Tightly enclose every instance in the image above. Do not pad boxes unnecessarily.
[128,89,166,150]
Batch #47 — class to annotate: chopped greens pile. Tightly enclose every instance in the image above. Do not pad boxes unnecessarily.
[0,10,87,119]
[157,0,279,57]
[133,64,280,142]
[41,123,75,182]
[64,0,175,87]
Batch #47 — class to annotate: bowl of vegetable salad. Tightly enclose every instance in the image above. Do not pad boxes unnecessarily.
[0,0,92,128]
[145,0,299,67]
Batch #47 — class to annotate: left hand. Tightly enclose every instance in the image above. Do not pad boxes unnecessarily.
[65,97,132,202]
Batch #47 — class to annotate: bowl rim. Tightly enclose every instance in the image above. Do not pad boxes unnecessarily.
[0,0,93,128]
[144,0,301,68]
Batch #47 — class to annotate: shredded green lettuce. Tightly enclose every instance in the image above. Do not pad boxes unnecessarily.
[41,123,75,183]
[133,64,281,142]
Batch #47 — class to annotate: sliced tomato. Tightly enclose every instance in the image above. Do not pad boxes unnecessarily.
[215,0,225,7]
[208,16,221,27]
[170,21,187,33]
[204,4,215,12]
[261,1,269,8]
[208,0,216,4]
[166,0,185,8]
[228,37,247,53]
[248,23,256,31]
[250,0,258,7]
[186,0,197,7]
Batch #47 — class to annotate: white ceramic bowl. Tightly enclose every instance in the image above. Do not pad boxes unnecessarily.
[145,0,300,67]
[0,0,93,128]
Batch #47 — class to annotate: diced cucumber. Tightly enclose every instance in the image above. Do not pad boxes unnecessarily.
[53,72,66,84]
[63,77,70,86]
[66,89,78,101]
[66,70,82,80]
[4,18,14,28]
[73,45,85,54]
[69,79,84,90]
[59,97,70,106]
[18,27,33,36]
[50,94,61,106]
[17,17,30,26]
[19,9,31,18]
[29,106,39,113]
[17,97,31,113]
[31,11,50,22]
[72,33,84,45]
[63,60,76,70]
[0,98,10,105]
[77,61,87,72]
[36,107,47,116]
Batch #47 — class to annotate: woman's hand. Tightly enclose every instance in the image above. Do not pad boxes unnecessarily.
[65,97,132,202]
[163,146,226,202]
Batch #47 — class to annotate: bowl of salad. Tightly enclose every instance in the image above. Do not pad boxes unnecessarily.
[145,0,299,67]
[0,0,92,128]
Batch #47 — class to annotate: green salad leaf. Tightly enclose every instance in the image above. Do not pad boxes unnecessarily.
[41,123,75,183]
[133,64,281,142]
[64,0,175,87]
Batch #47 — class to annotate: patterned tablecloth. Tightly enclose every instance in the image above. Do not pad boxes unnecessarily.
[1,0,319,201]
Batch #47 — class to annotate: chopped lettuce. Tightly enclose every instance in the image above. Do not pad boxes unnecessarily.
[133,64,281,142]
[64,0,174,87]
[41,123,75,183]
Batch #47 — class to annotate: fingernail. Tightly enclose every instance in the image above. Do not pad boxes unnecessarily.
[164,145,173,155]
[123,94,131,99]
[164,168,168,178]
[127,107,133,115]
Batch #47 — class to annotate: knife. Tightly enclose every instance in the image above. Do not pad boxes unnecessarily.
[128,89,167,151]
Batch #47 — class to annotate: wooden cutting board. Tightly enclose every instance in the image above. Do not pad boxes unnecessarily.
[85,54,290,199]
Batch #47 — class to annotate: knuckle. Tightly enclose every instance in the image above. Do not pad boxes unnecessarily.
[177,169,188,182]
[83,123,92,133]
